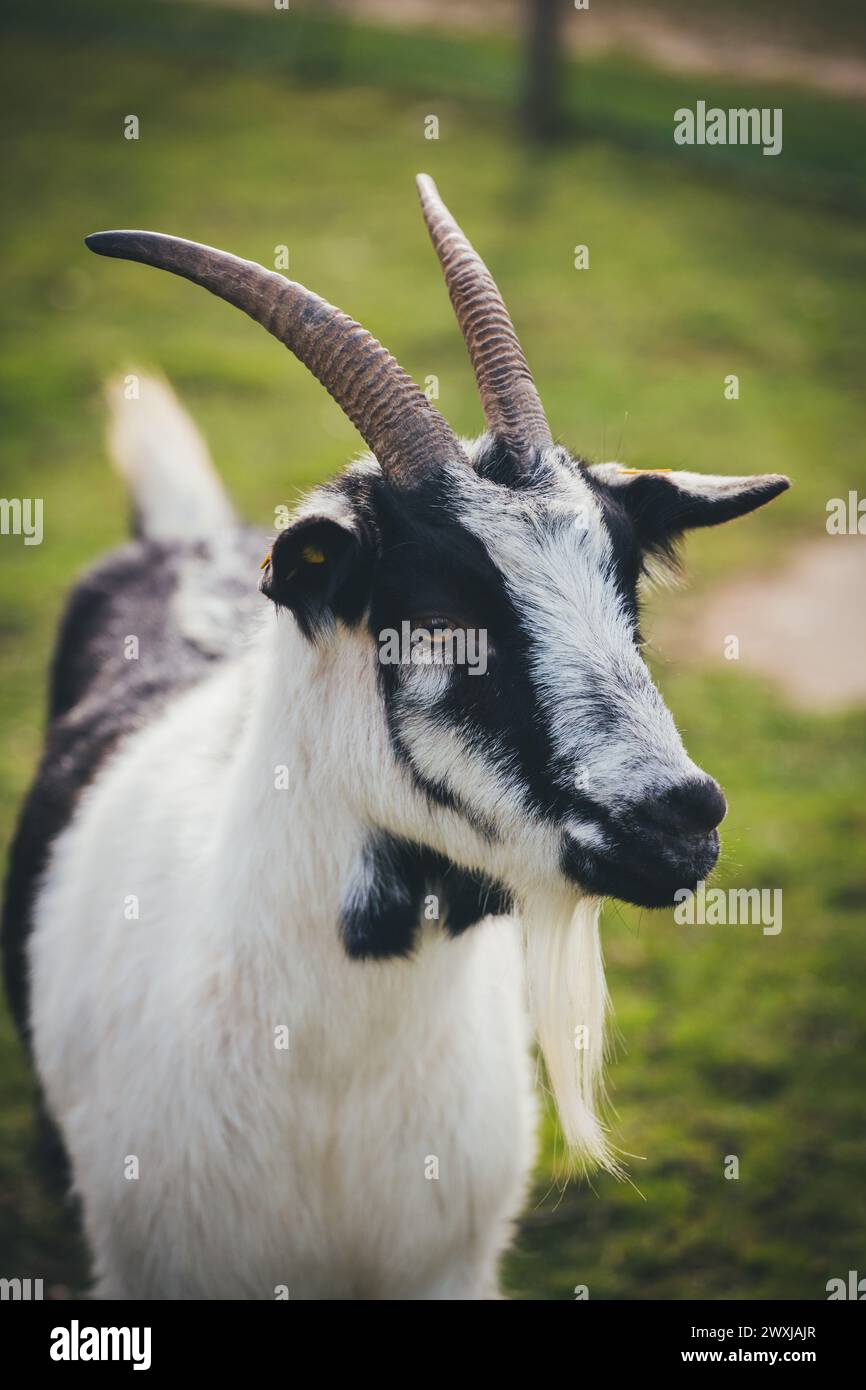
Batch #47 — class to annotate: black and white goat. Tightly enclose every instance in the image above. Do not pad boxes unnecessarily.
[2,176,788,1299]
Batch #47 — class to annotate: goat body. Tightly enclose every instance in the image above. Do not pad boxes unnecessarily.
[7,379,536,1299]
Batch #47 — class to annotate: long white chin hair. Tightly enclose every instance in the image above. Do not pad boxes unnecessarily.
[521,887,620,1175]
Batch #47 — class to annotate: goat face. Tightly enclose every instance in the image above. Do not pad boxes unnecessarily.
[87,178,788,915]
[261,441,786,912]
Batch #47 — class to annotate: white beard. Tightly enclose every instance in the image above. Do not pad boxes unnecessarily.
[521,887,619,1174]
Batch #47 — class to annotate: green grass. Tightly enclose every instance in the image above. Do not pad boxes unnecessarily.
[1,0,864,1298]
[509,675,866,1299]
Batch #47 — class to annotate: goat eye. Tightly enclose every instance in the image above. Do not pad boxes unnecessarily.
[411,616,463,638]
[408,617,465,667]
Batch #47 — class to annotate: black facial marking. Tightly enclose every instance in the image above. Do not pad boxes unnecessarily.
[363,465,542,821]
[579,468,645,630]
[339,832,512,961]
[383,709,502,843]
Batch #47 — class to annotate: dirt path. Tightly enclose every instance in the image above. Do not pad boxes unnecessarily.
[327,0,866,102]
[653,537,866,713]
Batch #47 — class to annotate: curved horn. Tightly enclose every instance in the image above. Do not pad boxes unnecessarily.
[415,174,552,458]
[85,230,461,487]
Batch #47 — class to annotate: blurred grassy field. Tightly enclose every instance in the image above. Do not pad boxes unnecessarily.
[1,0,865,1298]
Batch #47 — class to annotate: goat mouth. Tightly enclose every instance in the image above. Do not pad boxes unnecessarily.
[561,828,721,909]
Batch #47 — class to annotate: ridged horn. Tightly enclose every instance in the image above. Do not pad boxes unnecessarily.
[415,174,552,458]
[85,230,462,487]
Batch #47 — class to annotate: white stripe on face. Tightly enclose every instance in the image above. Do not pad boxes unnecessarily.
[451,455,700,818]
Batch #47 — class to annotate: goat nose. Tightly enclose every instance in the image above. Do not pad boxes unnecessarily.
[639,777,727,838]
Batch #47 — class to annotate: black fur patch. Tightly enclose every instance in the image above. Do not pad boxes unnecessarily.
[474,437,558,492]
[339,832,512,960]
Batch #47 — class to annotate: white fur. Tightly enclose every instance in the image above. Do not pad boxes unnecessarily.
[106,374,235,541]
[29,622,537,1299]
[522,890,614,1171]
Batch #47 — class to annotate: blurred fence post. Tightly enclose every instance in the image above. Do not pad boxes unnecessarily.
[524,0,564,142]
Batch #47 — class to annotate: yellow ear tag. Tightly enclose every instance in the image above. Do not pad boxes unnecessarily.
[619,468,673,475]
[260,550,272,570]
[302,545,326,564]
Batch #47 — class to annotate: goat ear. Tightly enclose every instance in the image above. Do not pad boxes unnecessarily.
[260,512,371,638]
[589,465,790,545]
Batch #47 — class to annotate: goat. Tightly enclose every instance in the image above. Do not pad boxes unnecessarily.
[2,175,789,1299]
